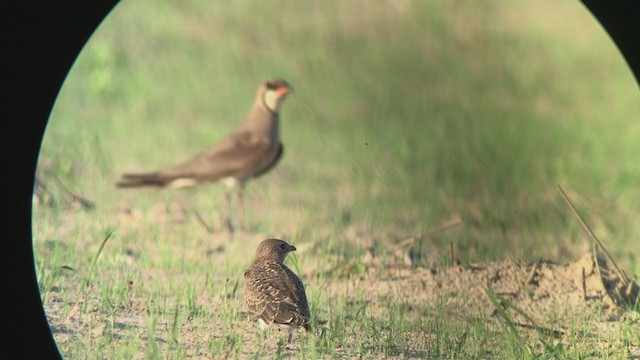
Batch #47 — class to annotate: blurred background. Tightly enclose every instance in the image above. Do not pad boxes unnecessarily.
[37,0,639,269]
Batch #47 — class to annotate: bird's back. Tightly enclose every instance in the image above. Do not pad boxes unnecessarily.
[243,261,310,329]
[160,128,275,181]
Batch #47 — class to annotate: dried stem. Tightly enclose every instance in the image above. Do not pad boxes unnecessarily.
[52,174,95,210]
[525,258,541,285]
[556,185,628,286]
[581,267,587,301]
[180,203,214,233]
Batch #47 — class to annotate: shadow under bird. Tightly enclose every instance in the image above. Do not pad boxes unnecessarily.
[244,238,311,341]
[116,79,293,231]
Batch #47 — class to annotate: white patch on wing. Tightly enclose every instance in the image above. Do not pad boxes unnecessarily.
[223,177,238,189]
[167,178,198,188]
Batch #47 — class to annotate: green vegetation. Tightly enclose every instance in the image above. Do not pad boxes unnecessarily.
[34,0,639,358]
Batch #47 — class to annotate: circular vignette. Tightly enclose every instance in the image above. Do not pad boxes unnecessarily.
[3,1,639,358]
[579,1,640,88]
[4,1,119,358]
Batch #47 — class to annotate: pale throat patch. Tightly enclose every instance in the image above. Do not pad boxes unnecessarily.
[264,90,283,112]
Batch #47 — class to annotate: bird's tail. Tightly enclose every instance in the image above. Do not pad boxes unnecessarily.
[116,172,168,188]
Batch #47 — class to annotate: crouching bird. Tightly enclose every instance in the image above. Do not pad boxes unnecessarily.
[116,79,293,232]
[243,238,311,342]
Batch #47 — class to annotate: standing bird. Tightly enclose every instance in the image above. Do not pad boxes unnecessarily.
[243,238,311,341]
[116,79,293,231]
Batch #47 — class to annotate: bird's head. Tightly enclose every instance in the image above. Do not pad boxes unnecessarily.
[260,79,293,113]
[252,238,297,264]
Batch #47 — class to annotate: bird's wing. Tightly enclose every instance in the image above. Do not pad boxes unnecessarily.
[120,129,273,186]
[244,263,310,328]
[283,265,311,319]
[252,143,283,179]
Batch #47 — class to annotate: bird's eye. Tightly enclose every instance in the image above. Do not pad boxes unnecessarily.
[279,243,288,251]
[266,81,277,90]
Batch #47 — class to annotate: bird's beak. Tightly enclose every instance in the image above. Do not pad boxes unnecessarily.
[277,86,292,96]
[289,245,297,252]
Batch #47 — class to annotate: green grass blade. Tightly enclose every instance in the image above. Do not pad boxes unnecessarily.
[85,227,116,288]
[502,298,565,341]
[483,286,520,340]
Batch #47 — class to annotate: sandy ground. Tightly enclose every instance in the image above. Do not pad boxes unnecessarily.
[42,239,639,358]
[35,190,639,358]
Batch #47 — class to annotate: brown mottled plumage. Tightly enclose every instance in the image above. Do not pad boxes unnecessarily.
[115,79,293,230]
[244,239,311,333]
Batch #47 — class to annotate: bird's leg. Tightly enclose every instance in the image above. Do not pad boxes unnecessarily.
[225,188,235,233]
[236,182,246,231]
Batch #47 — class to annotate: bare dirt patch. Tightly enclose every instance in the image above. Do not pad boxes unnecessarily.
[37,196,639,358]
[321,245,639,357]
[43,240,639,358]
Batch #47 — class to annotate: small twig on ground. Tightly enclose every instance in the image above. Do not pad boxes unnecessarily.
[398,217,463,249]
[51,174,95,210]
[34,175,55,205]
[487,287,565,341]
[557,185,628,286]
[506,256,521,268]
[181,204,214,233]
[591,240,603,290]
[393,217,463,268]
[582,267,587,301]
[397,235,418,248]
[625,279,636,298]
[513,322,565,339]
[449,241,455,267]
[525,258,542,286]
[424,216,463,239]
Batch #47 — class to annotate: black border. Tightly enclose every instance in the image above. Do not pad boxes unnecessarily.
[2,1,119,358]
[580,1,640,87]
[0,1,637,358]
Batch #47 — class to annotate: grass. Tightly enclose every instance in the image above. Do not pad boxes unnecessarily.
[33,0,640,358]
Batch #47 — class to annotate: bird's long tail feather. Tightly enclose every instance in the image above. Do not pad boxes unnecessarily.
[116,172,167,188]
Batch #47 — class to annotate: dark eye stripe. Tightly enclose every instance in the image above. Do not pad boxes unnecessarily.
[266,80,291,90]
